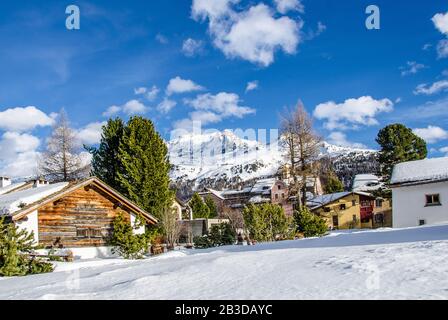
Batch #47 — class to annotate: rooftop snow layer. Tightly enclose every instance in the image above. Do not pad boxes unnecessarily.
[307,191,351,208]
[0,182,27,195]
[391,157,448,185]
[0,182,69,216]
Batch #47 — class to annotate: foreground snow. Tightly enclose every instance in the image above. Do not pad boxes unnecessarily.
[1,224,448,300]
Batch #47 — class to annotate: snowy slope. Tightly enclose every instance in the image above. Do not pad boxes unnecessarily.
[168,130,378,192]
[1,224,448,299]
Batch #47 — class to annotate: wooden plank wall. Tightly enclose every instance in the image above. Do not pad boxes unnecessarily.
[38,184,131,248]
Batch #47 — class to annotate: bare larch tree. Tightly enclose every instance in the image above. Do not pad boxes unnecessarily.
[280,101,321,208]
[39,110,89,182]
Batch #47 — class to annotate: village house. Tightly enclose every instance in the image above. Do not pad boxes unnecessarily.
[199,178,294,216]
[0,176,158,259]
[390,157,448,228]
[307,191,376,229]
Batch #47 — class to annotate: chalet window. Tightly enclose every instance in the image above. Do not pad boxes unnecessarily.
[375,199,383,208]
[352,215,357,222]
[323,207,331,213]
[332,216,339,228]
[425,194,441,206]
[281,193,285,199]
[77,228,103,239]
[339,204,346,210]
[275,194,279,200]
[419,219,426,226]
[278,185,282,190]
[352,200,356,206]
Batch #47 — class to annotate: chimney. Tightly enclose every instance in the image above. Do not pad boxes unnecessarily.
[33,178,49,188]
[0,177,11,188]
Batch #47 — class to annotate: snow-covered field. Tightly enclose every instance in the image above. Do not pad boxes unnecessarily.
[1,224,448,300]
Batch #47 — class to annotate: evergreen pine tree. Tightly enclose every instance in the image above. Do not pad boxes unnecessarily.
[294,207,327,238]
[324,171,344,194]
[204,196,218,218]
[376,124,427,182]
[189,193,210,219]
[87,118,125,194]
[117,117,173,219]
[0,217,53,276]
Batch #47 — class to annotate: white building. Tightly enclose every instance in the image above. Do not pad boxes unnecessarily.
[390,157,448,228]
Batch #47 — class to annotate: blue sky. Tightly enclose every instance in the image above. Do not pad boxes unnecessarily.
[1,0,448,176]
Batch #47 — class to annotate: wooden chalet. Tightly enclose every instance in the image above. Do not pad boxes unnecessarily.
[0,177,157,258]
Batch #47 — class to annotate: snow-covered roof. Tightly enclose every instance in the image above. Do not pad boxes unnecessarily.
[307,192,351,209]
[0,182,69,216]
[352,174,384,191]
[390,157,448,185]
[248,195,271,204]
[0,182,27,195]
[251,178,277,193]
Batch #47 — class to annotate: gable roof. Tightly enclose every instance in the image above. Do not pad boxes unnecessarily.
[390,157,448,186]
[307,191,375,210]
[1,177,158,224]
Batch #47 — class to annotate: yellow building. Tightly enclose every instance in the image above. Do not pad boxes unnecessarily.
[308,192,375,230]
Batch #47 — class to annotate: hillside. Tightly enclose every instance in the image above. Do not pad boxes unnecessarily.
[168,130,379,196]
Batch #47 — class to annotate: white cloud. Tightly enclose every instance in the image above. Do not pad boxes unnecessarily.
[76,122,107,145]
[156,33,169,44]
[245,80,259,92]
[166,76,204,96]
[413,125,448,144]
[102,105,121,117]
[437,39,448,58]
[414,80,448,95]
[400,61,426,76]
[157,98,177,114]
[304,21,327,40]
[327,132,367,149]
[423,43,432,51]
[135,85,159,101]
[440,146,448,155]
[192,1,301,67]
[313,96,394,131]
[182,38,205,57]
[432,12,448,35]
[274,0,304,14]
[134,87,147,95]
[0,132,41,177]
[122,99,148,114]
[175,91,256,129]
[0,106,54,132]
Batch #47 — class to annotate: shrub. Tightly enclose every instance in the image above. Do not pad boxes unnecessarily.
[0,217,54,277]
[242,203,293,242]
[109,212,151,259]
[294,207,328,238]
[194,223,236,249]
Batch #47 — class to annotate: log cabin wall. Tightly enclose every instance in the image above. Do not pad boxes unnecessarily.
[38,184,132,248]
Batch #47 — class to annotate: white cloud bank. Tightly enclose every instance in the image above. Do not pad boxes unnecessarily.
[327,131,367,149]
[103,99,148,117]
[0,132,41,177]
[245,80,259,92]
[182,38,205,57]
[432,12,448,58]
[174,91,255,129]
[76,121,107,145]
[166,76,204,96]
[413,125,448,144]
[313,96,394,131]
[0,106,54,132]
[192,0,301,67]
[414,80,448,95]
[274,0,304,14]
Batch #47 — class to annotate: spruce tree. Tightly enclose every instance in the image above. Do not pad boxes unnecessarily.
[190,193,210,219]
[87,118,125,193]
[204,195,218,218]
[117,117,173,219]
[324,171,344,194]
[376,124,427,182]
